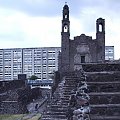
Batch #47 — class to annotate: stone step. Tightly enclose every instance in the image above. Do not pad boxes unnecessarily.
[65,80,79,83]
[41,118,67,120]
[62,100,69,103]
[86,74,120,82]
[82,64,120,72]
[48,104,68,108]
[61,102,69,106]
[64,83,77,86]
[63,92,72,95]
[46,111,66,115]
[90,115,120,120]
[89,92,120,96]
[63,89,75,92]
[41,114,66,119]
[61,95,70,100]
[48,107,67,112]
[49,105,67,108]
[65,78,79,81]
[90,105,120,116]
[87,81,120,84]
[63,86,75,90]
[41,116,67,120]
[65,76,80,79]
[88,82,120,92]
[90,95,120,104]
[65,76,80,81]
[91,104,120,107]
[65,82,79,84]
[62,91,73,94]
[63,87,76,90]
[61,97,69,100]
[88,87,120,93]
[63,84,76,86]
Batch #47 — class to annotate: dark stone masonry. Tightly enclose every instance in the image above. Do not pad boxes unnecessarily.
[0,80,41,114]
[41,4,120,120]
[59,4,105,74]
[41,64,120,120]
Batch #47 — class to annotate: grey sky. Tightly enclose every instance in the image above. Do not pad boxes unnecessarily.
[0,0,119,59]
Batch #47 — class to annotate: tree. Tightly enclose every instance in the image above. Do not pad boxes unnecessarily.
[29,75,38,80]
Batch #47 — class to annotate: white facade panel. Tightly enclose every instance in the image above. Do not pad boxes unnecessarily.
[1,47,61,81]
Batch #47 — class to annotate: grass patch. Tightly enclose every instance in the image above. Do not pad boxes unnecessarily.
[0,114,24,120]
[27,113,41,120]
[0,113,41,120]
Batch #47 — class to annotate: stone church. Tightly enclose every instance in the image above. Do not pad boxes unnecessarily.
[59,4,105,73]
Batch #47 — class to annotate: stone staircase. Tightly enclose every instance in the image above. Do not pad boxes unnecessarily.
[86,71,120,120]
[41,73,79,120]
[41,63,120,120]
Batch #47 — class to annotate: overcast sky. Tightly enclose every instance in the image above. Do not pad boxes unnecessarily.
[0,0,120,59]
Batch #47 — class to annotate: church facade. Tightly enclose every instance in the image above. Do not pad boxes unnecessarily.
[59,4,105,72]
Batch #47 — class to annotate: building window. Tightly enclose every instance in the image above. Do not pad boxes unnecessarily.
[99,24,102,32]
[64,25,68,32]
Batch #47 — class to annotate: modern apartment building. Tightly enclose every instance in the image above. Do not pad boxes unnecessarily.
[105,46,114,61]
[0,49,3,80]
[0,47,61,81]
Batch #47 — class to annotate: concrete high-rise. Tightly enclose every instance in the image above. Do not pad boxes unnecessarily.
[0,47,60,81]
[105,46,114,60]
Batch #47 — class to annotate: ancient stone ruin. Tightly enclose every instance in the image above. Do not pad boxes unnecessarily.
[41,4,120,120]
[0,80,41,114]
[41,64,120,120]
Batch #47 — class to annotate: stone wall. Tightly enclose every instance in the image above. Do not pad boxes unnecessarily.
[1,101,28,114]
[82,63,120,72]
[0,80,26,93]
[0,86,42,114]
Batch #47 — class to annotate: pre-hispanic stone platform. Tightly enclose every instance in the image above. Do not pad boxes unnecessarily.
[83,64,120,120]
[41,63,120,120]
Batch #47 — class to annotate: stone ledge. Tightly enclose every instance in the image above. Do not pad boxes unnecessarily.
[90,115,120,119]
[2,101,18,102]
[89,92,120,95]
[90,104,120,107]
[87,81,120,84]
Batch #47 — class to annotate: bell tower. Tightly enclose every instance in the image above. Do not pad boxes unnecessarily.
[62,3,70,33]
[61,3,70,72]
[96,18,105,62]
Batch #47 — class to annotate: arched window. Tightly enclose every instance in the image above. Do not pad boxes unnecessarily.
[99,24,102,32]
[64,25,68,32]
[65,14,67,19]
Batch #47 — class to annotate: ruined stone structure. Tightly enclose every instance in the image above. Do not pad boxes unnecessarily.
[60,4,105,73]
[0,80,26,93]
[82,64,120,120]
[0,80,42,114]
[41,63,120,120]
[41,4,120,120]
